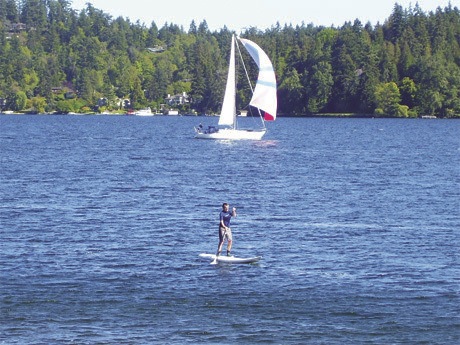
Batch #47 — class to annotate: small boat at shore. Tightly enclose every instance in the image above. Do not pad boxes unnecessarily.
[134,107,154,116]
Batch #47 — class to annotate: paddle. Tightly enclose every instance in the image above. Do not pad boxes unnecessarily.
[211,228,228,264]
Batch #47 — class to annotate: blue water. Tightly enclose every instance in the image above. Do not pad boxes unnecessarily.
[1,115,459,344]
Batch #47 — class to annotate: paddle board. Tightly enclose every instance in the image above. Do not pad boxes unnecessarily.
[199,253,261,264]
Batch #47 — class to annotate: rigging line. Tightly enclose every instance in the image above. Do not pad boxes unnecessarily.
[236,37,254,94]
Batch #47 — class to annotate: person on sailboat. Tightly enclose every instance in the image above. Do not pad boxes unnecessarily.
[217,203,236,257]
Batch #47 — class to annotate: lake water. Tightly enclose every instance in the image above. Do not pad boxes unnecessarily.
[1,115,459,344]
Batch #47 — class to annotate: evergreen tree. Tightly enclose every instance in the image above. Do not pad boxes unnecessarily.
[374,82,407,117]
[1,0,19,22]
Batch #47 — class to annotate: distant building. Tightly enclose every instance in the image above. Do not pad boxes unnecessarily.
[147,46,166,53]
[165,92,190,106]
[51,85,76,99]
[6,22,27,32]
[64,92,76,99]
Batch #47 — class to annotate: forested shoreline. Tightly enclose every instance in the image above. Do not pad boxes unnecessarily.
[0,1,459,117]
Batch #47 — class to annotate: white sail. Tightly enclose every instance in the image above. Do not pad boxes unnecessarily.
[218,35,236,127]
[238,37,277,121]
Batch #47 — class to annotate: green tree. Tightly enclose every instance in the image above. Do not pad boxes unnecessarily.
[189,35,223,113]
[21,0,48,30]
[29,96,46,113]
[1,0,19,22]
[305,61,333,113]
[413,55,456,116]
[374,82,407,117]
[278,68,303,115]
[399,77,417,109]
[130,77,146,108]
[13,90,27,111]
[331,47,358,112]
[386,3,407,43]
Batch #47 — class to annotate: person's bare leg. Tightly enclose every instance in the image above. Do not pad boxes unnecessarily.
[227,240,232,256]
[217,240,224,256]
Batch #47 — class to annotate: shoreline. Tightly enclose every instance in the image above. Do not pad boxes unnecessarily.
[1,112,457,119]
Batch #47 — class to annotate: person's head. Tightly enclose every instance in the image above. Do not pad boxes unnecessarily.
[222,203,229,210]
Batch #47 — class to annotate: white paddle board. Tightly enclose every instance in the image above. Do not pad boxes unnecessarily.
[199,253,261,264]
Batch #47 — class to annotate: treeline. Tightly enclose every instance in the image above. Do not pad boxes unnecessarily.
[0,0,459,117]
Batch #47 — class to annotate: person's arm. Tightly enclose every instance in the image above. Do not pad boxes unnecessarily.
[220,213,227,229]
[232,207,236,217]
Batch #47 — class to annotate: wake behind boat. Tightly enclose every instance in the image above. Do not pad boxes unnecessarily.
[194,35,277,140]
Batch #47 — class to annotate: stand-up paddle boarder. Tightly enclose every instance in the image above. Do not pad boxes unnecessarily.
[217,203,236,257]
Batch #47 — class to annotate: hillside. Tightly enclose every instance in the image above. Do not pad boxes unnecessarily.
[0,1,459,117]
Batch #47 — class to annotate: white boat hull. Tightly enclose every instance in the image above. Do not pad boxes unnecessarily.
[195,128,266,140]
[134,108,153,116]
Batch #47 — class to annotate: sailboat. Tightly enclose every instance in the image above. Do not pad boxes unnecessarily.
[194,35,277,140]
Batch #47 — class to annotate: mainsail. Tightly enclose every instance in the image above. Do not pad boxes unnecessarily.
[239,38,277,121]
[218,35,236,127]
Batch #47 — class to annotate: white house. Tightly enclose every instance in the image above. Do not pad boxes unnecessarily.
[166,92,190,106]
